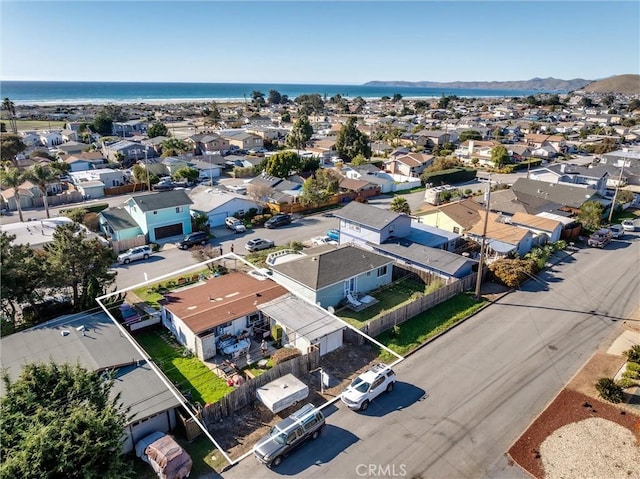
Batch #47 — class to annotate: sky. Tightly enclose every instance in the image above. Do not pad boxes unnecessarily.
[1,1,638,84]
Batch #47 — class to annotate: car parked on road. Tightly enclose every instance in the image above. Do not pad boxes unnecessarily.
[253,404,325,468]
[340,363,396,411]
[265,214,292,229]
[176,231,209,249]
[610,224,624,238]
[622,219,636,232]
[587,228,613,248]
[225,217,246,233]
[245,238,275,252]
[117,245,152,264]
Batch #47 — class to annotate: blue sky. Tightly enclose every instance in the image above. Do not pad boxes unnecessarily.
[1,1,638,84]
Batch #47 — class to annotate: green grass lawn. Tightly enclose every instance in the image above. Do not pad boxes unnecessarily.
[132,270,210,308]
[12,120,67,131]
[376,293,486,361]
[135,330,233,405]
[338,279,439,326]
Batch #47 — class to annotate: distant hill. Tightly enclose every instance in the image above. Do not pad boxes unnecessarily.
[578,74,640,94]
[363,78,592,93]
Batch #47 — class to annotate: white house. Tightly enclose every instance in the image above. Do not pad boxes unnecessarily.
[188,185,263,227]
[160,272,288,360]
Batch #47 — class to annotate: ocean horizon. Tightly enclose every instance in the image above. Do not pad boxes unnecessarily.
[0,81,547,105]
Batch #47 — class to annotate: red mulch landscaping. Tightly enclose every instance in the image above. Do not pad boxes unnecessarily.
[508,388,640,479]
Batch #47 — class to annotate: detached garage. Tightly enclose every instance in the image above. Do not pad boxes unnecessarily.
[188,185,262,227]
[259,294,345,356]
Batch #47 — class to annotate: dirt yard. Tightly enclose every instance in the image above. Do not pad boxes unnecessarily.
[508,316,640,478]
[209,342,382,462]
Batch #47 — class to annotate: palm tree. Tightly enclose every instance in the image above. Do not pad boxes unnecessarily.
[0,167,27,222]
[2,97,17,134]
[26,164,57,218]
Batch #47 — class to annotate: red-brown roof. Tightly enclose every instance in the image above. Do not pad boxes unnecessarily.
[163,271,288,334]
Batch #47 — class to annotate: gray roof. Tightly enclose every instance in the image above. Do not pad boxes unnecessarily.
[489,189,566,216]
[100,207,138,231]
[405,223,460,248]
[129,189,193,212]
[270,245,393,290]
[259,294,345,342]
[372,241,476,277]
[0,311,180,422]
[334,201,404,231]
[510,177,601,208]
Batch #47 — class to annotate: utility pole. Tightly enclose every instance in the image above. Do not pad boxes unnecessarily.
[607,166,624,224]
[474,174,492,300]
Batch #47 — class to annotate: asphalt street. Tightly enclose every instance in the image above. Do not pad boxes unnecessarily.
[219,235,639,479]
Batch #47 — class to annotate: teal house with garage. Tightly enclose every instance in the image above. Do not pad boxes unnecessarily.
[100,190,194,244]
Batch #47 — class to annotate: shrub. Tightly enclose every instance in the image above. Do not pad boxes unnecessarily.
[488,258,537,288]
[626,362,640,373]
[82,212,100,232]
[622,369,639,380]
[270,324,282,346]
[271,347,302,365]
[616,377,639,389]
[623,344,640,363]
[595,377,623,403]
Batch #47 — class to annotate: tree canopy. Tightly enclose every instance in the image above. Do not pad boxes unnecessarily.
[335,117,371,161]
[0,166,27,222]
[458,130,483,142]
[390,196,411,214]
[2,98,18,134]
[577,200,604,232]
[26,164,58,218]
[43,223,116,310]
[173,166,199,183]
[286,116,313,151]
[0,134,27,167]
[294,94,325,116]
[299,169,339,207]
[262,151,301,178]
[490,145,510,168]
[160,138,191,157]
[1,362,133,479]
[147,121,168,138]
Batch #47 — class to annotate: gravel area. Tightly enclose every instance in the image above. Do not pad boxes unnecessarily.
[541,417,640,479]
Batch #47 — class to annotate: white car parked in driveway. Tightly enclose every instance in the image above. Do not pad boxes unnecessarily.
[340,363,396,411]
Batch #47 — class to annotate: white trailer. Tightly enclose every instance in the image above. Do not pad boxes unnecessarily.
[256,373,309,414]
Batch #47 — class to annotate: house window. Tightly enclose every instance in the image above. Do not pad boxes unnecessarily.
[216,322,232,335]
[246,313,261,328]
[377,265,387,277]
[176,206,183,213]
[453,226,460,234]
[153,211,157,215]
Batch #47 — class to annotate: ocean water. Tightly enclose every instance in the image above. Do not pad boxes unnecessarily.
[0,81,544,105]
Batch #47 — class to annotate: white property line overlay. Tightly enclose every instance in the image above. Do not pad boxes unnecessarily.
[98,252,404,467]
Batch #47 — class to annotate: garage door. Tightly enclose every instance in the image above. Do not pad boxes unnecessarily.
[154,223,183,239]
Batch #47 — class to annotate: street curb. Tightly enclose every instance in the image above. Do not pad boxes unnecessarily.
[402,246,579,360]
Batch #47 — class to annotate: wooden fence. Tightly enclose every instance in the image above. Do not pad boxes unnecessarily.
[31,191,84,209]
[104,183,149,196]
[110,235,148,253]
[201,347,320,425]
[357,271,481,339]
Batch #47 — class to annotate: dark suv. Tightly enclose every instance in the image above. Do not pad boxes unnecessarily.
[265,214,292,229]
[176,231,209,249]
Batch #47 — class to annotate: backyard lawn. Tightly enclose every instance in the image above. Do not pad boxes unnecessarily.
[338,278,441,326]
[12,120,67,131]
[135,330,232,405]
[377,293,486,361]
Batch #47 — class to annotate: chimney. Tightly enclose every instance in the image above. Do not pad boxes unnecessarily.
[468,140,475,152]
[560,163,566,173]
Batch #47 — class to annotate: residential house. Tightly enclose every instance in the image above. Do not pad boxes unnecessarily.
[529,163,609,195]
[160,272,288,360]
[454,140,501,165]
[258,293,346,355]
[524,133,567,157]
[112,120,147,137]
[102,140,148,165]
[269,244,394,309]
[162,156,190,176]
[100,190,194,243]
[340,165,399,194]
[20,131,42,147]
[188,185,263,227]
[38,131,63,147]
[333,200,412,247]
[64,151,107,172]
[0,312,182,454]
[70,168,126,189]
[55,141,87,157]
[467,211,535,259]
[417,198,484,235]
[186,133,230,156]
[338,177,381,201]
[415,129,456,148]
[384,153,434,177]
[508,211,563,245]
[220,130,264,151]
[510,177,605,213]
[370,240,477,280]
[141,136,167,158]
[60,129,79,142]
[188,157,225,181]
